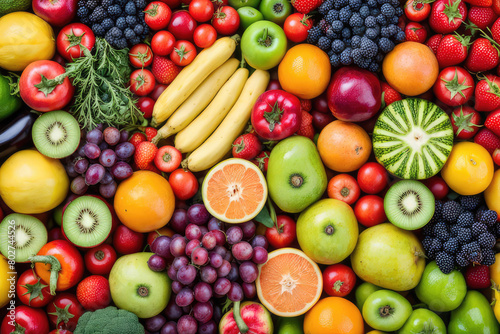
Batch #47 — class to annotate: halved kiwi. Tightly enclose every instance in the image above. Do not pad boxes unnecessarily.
[384,180,435,230]
[62,196,112,248]
[32,110,80,159]
[0,214,48,262]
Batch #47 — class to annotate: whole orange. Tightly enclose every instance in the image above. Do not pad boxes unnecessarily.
[382,41,439,96]
[304,297,364,334]
[278,44,331,99]
[114,171,175,233]
[317,120,372,172]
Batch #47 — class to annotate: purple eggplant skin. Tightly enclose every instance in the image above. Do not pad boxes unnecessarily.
[0,110,37,159]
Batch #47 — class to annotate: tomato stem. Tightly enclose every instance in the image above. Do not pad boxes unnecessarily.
[28,255,62,295]
[233,301,249,333]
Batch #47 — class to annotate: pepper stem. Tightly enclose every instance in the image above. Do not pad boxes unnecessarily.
[233,301,249,333]
[28,255,62,295]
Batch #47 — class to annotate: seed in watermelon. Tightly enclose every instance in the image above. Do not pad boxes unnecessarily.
[372,98,453,180]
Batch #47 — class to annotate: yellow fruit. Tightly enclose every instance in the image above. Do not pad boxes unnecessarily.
[490,253,500,286]
[0,150,69,214]
[485,169,500,219]
[0,255,14,308]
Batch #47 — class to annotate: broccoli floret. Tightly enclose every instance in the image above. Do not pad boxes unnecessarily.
[74,307,144,334]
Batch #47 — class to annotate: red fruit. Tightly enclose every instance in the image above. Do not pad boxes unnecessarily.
[76,275,111,311]
[152,55,181,85]
[493,148,500,165]
[252,151,270,173]
[49,330,72,334]
[144,1,172,31]
[464,0,492,7]
[405,0,432,22]
[134,141,158,170]
[154,145,182,172]
[1,305,50,334]
[492,17,500,44]
[322,264,357,297]
[113,224,145,254]
[129,132,146,148]
[450,106,482,139]
[143,127,158,142]
[16,269,54,308]
[151,30,176,56]
[141,162,162,174]
[468,6,497,30]
[265,215,297,249]
[296,110,315,139]
[381,82,402,108]
[137,97,155,119]
[312,110,335,131]
[436,34,470,68]
[474,75,500,112]
[465,38,499,72]
[433,66,474,107]
[429,0,467,34]
[405,22,428,43]
[231,133,262,160]
[46,293,84,331]
[291,0,322,14]
[485,108,500,136]
[465,264,490,289]
[422,175,449,200]
[212,6,240,35]
[168,11,197,41]
[300,99,312,111]
[426,33,444,54]
[474,127,500,154]
[84,244,117,276]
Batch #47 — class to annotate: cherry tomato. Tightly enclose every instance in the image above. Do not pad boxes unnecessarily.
[322,264,356,297]
[46,293,84,331]
[283,13,312,43]
[193,24,217,48]
[404,0,431,22]
[212,6,240,35]
[170,40,197,66]
[354,195,387,227]
[137,97,155,119]
[169,168,199,200]
[0,305,49,334]
[433,66,474,107]
[265,215,296,249]
[189,0,215,22]
[129,69,156,96]
[357,162,389,195]
[84,244,118,275]
[128,44,153,68]
[450,106,482,140]
[422,175,449,200]
[151,31,176,56]
[16,270,54,308]
[144,1,172,31]
[327,174,360,205]
[168,11,198,41]
[150,84,169,101]
[56,23,95,62]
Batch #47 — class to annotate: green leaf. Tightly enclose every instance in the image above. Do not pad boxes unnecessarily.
[254,204,274,228]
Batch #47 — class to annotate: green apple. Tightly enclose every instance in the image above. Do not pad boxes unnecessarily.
[277,316,304,334]
[259,0,292,25]
[229,0,261,9]
[449,290,499,334]
[237,7,264,30]
[241,20,287,70]
[355,282,381,310]
[362,290,413,332]
[397,308,446,334]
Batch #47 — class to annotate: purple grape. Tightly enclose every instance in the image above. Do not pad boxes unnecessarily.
[213,246,227,258]
[167,265,177,280]
[70,176,88,195]
[100,171,114,185]
[110,161,133,180]
[175,287,194,307]
[119,130,129,143]
[185,239,201,257]
[99,141,109,151]
[77,144,86,157]
[171,234,182,240]
[87,128,103,144]
[145,315,166,332]
[223,250,233,262]
[95,124,104,131]
[211,230,226,246]
[250,235,269,250]
[199,226,209,236]
[99,181,117,198]
[172,256,189,270]
[198,320,216,334]
[185,224,202,241]
[213,305,222,323]
[148,254,167,272]
[241,221,256,240]
[177,315,197,334]
[99,149,117,167]
[227,263,239,282]
[228,282,243,302]
[213,278,231,295]
[66,163,78,178]
[187,204,210,225]
[170,209,189,233]
[171,281,183,294]
[200,266,217,284]
[115,141,135,159]
[242,282,256,299]
[182,305,192,314]
[103,127,120,146]
[177,265,197,285]
[226,226,243,245]
[193,282,212,303]
[239,261,258,283]
[201,232,217,250]
[208,252,223,268]
[232,241,253,261]
[151,236,172,258]
[252,246,268,264]
[74,158,89,174]
[193,302,213,323]
[217,260,231,277]
[164,300,183,320]
[207,217,224,231]
[191,247,208,266]
[170,237,187,257]
[84,143,101,159]
[85,164,105,185]
[160,321,177,334]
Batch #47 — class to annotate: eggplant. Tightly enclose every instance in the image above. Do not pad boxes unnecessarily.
[0,110,37,159]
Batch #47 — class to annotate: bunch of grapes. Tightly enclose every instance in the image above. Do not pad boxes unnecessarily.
[65,124,135,198]
[144,203,269,334]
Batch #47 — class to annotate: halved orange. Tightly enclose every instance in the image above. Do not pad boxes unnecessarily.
[202,158,267,224]
[256,248,323,317]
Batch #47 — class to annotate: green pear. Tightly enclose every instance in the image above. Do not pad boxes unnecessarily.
[398,308,446,334]
[449,290,499,334]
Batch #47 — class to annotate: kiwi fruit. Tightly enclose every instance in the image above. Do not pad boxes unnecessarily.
[62,196,112,248]
[0,214,48,262]
[32,110,80,159]
[384,180,435,230]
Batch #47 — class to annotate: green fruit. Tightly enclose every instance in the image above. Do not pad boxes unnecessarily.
[229,0,261,8]
[259,0,292,25]
[350,223,426,291]
[109,252,171,318]
[296,198,358,264]
[362,289,413,332]
[0,74,21,121]
[219,301,273,334]
[398,308,446,334]
[415,261,466,312]
[267,136,327,213]
[237,7,264,30]
[0,0,31,17]
[355,282,381,310]
[277,316,304,334]
[372,98,453,180]
[449,290,499,334]
[53,204,63,226]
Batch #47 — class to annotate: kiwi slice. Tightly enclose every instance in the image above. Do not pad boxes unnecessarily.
[0,214,48,262]
[372,98,454,180]
[62,196,112,248]
[384,180,435,230]
[32,110,80,159]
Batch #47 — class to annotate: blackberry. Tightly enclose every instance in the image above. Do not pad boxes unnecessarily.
[471,222,488,237]
[89,6,106,22]
[434,200,443,220]
[133,24,144,35]
[395,7,404,17]
[326,30,340,39]
[351,35,362,48]
[442,201,463,223]
[381,3,395,17]
[107,4,122,17]
[462,241,481,261]
[77,6,89,18]
[339,7,352,23]
[475,206,487,221]
[433,222,449,241]
[459,195,481,211]
[86,0,99,10]
[386,24,398,36]
[319,18,330,31]
[331,39,346,53]
[359,5,370,18]
[443,237,459,254]
[116,17,127,30]
[101,0,113,7]
[457,228,472,244]
[328,50,334,57]
[456,251,469,267]
[375,52,384,63]
[125,2,137,15]
[376,13,387,25]
[422,222,435,237]
[391,0,400,5]
[91,23,106,36]
[130,36,141,46]
[395,30,406,42]
[349,13,363,27]
[378,0,390,3]
[340,48,353,65]
[330,54,340,67]
[126,15,137,27]
[326,10,340,23]
[102,18,115,30]
[365,28,379,39]
[436,252,455,274]
[334,0,349,9]
[367,0,377,7]
[478,232,496,249]
[457,211,474,227]
[365,16,377,28]
[307,26,323,44]
[109,27,123,38]
[351,48,363,64]
[318,0,335,14]
[80,16,91,25]
[482,249,496,266]
[360,37,378,57]
[352,26,365,35]
[429,238,442,255]
[344,38,352,47]
[116,0,128,4]
[341,27,352,39]
[368,61,379,72]
[378,37,394,53]
[349,0,362,10]
[124,27,136,40]
[135,0,147,6]
[115,37,128,49]
[450,224,461,237]
[422,236,434,251]
[331,20,343,32]
[479,210,498,227]
[381,27,390,38]
[371,8,381,16]
[317,36,332,51]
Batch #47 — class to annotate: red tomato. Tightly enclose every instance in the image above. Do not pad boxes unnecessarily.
[193,24,217,48]
[46,293,84,331]
[168,11,198,41]
[189,0,215,22]
[265,215,296,249]
[170,40,197,66]
[128,44,153,68]
[327,174,360,205]
[433,66,474,107]
[151,31,176,56]
[449,105,482,140]
[129,69,156,96]
[150,84,169,101]
[113,225,145,254]
[404,0,431,22]
[422,176,449,200]
[404,22,427,43]
[283,13,312,43]
[16,270,54,308]
[56,23,95,62]
[212,6,240,35]
[84,244,117,275]
[19,60,74,112]
[0,305,49,334]
[169,169,199,200]
[136,97,155,119]
[357,162,389,195]
[322,264,356,297]
[354,195,387,227]
[144,1,172,31]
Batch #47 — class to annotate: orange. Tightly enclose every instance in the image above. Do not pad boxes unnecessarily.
[304,297,364,334]
[202,158,267,224]
[485,169,500,220]
[114,171,175,233]
[277,44,331,99]
[382,41,439,96]
[256,248,323,317]
[317,120,372,172]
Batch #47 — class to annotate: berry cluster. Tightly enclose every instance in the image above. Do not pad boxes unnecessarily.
[422,195,499,274]
[76,0,149,48]
[307,0,405,71]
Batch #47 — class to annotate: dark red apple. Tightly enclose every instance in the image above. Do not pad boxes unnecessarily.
[327,66,382,122]
[33,0,77,27]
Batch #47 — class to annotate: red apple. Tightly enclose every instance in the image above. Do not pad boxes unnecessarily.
[33,0,77,27]
[327,66,381,122]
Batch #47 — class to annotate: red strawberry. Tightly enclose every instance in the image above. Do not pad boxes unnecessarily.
[134,141,158,170]
[493,147,500,165]
[232,133,262,160]
[426,34,444,54]
[495,0,500,15]
[291,0,322,14]
[405,22,428,43]
[429,0,467,34]
[493,18,500,46]
[76,275,111,311]
[486,109,500,136]
[152,55,181,84]
[450,106,482,139]
[467,6,497,30]
[296,110,315,139]
[252,151,270,172]
[300,99,312,111]
[475,75,500,111]
[436,34,470,68]
[465,38,499,72]
[464,265,490,289]
[464,0,492,7]
[143,127,158,142]
[381,82,402,108]
[129,132,146,148]
[474,128,500,154]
